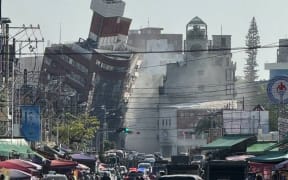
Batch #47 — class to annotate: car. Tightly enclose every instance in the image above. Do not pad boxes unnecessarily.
[42,174,68,180]
[154,152,164,160]
[158,174,203,180]
[145,154,155,159]
[120,165,128,175]
[124,171,146,180]
[144,157,156,165]
[98,170,113,179]
[191,155,206,166]
[138,162,152,173]
[136,153,146,161]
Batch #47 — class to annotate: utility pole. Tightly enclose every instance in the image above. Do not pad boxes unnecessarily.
[0,0,45,139]
[0,0,2,20]
[100,105,107,153]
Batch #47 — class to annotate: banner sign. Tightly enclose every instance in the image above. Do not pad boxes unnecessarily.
[20,105,41,141]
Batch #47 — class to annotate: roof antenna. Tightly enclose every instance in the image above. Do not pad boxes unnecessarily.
[59,23,62,44]
[221,24,223,36]
[148,17,150,27]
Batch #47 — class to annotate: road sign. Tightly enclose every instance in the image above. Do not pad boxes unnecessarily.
[267,76,288,104]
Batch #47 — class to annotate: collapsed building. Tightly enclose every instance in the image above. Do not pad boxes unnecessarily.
[38,0,140,147]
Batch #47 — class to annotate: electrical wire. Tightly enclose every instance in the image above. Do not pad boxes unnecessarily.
[4,43,286,56]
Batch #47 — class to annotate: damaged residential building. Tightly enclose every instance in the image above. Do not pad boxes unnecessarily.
[38,0,140,147]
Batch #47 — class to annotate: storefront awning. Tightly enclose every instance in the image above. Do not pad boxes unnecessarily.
[247,142,277,154]
[201,135,255,150]
[0,143,34,157]
[247,151,288,163]
[0,138,36,157]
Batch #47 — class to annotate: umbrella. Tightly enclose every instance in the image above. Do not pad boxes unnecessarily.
[17,159,42,170]
[0,161,30,173]
[0,159,39,174]
[50,160,78,168]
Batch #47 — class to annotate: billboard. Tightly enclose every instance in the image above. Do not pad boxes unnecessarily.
[223,110,269,135]
[20,105,41,142]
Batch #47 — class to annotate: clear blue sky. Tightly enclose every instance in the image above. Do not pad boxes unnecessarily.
[4,0,288,80]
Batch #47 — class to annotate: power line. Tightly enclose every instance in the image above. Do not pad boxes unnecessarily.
[1,42,285,56]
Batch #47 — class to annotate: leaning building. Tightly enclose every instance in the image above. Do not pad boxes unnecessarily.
[39,0,139,147]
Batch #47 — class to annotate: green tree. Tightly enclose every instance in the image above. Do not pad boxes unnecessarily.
[195,114,222,135]
[244,17,260,82]
[53,113,100,150]
[195,117,211,135]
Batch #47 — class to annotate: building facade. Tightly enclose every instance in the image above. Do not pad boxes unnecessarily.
[158,17,237,155]
[160,17,236,105]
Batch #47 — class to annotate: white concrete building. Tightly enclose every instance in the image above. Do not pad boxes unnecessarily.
[159,100,235,157]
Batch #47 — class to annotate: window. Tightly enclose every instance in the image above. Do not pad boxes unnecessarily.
[198,85,205,91]
[47,73,51,80]
[221,37,227,47]
[226,57,230,66]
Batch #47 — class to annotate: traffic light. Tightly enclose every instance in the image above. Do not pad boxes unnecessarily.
[123,128,130,133]
[116,127,133,134]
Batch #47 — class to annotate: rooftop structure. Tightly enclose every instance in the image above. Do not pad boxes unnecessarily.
[88,0,131,49]
[265,39,288,78]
